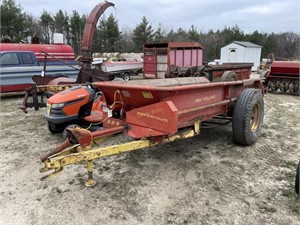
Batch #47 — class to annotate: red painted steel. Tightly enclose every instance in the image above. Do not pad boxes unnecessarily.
[94,77,262,138]
[270,61,300,77]
[94,77,210,109]
[126,101,178,138]
[143,42,204,79]
[41,138,71,162]
[67,126,125,147]
[0,83,31,93]
[81,2,115,60]
[0,43,75,62]
[40,126,125,161]
[206,63,253,81]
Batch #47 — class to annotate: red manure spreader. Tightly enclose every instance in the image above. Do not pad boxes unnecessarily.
[40,74,265,186]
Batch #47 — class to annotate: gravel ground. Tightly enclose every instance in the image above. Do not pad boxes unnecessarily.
[0,86,299,225]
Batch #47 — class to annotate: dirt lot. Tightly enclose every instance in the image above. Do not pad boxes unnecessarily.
[0,90,299,225]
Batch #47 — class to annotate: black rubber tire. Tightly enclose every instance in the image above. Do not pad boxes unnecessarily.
[232,88,264,146]
[295,161,299,195]
[47,122,65,134]
[221,71,237,81]
[122,72,130,81]
[108,74,115,81]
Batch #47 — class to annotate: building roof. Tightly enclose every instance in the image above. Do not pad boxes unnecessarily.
[144,42,204,49]
[233,41,262,48]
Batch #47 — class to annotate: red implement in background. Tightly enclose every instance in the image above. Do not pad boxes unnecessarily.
[0,43,75,62]
[269,61,300,77]
[265,61,300,94]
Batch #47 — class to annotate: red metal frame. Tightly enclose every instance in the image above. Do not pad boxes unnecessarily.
[143,42,204,79]
[270,61,300,76]
[94,77,262,139]
[81,1,115,61]
[0,43,75,62]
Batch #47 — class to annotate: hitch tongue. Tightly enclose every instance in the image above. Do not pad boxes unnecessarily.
[40,139,72,162]
[40,167,63,181]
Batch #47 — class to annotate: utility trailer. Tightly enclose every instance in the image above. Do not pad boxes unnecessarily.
[143,42,204,79]
[143,42,253,82]
[40,76,265,186]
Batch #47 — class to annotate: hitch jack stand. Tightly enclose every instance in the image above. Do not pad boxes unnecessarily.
[85,160,97,187]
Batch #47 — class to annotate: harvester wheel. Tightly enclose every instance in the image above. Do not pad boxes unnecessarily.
[221,71,237,81]
[232,88,264,146]
[295,161,299,195]
[48,122,65,134]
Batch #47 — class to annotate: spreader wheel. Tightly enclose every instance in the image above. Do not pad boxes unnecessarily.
[232,88,264,146]
[296,161,299,195]
[221,71,237,81]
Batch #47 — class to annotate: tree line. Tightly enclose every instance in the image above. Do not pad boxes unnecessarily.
[1,0,299,62]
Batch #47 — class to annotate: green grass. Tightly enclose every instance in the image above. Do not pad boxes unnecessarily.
[280,160,298,170]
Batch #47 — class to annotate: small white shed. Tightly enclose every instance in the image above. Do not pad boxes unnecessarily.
[220,41,262,71]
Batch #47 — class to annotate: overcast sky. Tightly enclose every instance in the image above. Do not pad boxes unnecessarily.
[15,0,300,34]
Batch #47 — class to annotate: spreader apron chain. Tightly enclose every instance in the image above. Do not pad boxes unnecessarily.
[40,121,200,187]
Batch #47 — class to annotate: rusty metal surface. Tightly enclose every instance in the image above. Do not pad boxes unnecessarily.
[81,1,115,60]
[144,42,204,49]
[66,126,125,148]
[143,42,204,79]
[126,101,178,138]
[96,77,262,139]
[31,75,68,86]
[40,122,200,184]
[40,139,71,162]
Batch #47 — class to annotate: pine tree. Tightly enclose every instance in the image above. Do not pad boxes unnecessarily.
[94,14,121,53]
[53,10,70,43]
[39,10,54,44]
[133,16,154,51]
[70,10,85,54]
[0,0,33,42]
[187,25,199,41]
[106,14,122,52]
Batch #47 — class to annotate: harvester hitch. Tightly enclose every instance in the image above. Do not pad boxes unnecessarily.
[40,121,200,187]
[40,167,64,181]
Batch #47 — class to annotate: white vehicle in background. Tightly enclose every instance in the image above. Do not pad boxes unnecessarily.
[92,52,143,81]
[208,59,222,66]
